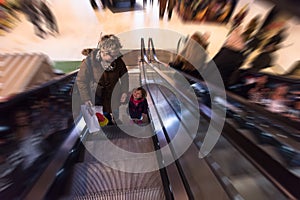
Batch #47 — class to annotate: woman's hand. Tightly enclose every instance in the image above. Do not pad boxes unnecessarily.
[85,100,94,115]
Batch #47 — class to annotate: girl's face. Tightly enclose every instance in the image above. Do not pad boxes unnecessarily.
[133,89,143,100]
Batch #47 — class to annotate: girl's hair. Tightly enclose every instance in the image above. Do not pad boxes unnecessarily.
[136,87,147,98]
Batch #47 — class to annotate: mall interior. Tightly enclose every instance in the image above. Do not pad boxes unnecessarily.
[0,0,300,199]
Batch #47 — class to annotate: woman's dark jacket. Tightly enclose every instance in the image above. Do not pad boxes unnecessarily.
[77,49,129,113]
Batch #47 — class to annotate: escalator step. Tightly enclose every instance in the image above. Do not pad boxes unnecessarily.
[64,162,164,200]
[71,188,164,200]
[84,124,153,141]
[82,136,156,162]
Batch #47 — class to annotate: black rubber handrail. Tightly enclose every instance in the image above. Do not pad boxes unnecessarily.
[141,37,189,200]
[24,117,86,200]
[0,70,78,109]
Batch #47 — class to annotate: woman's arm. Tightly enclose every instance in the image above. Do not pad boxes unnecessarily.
[76,59,92,103]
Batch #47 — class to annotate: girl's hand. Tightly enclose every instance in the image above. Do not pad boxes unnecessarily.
[120,92,128,103]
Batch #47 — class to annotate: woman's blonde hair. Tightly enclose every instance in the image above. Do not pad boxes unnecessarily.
[97,34,122,51]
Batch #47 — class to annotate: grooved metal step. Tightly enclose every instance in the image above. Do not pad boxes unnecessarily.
[64,162,165,200]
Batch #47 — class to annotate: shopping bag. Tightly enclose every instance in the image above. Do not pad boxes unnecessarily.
[96,112,109,127]
[81,105,100,133]
[94,106,109,127]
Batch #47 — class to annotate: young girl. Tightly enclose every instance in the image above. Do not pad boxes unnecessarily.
[128,87,149,125]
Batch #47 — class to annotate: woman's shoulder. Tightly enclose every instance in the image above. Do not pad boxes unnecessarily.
[115,56,126,64]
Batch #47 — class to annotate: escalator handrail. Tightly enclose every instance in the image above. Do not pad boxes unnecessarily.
[141,38,149,63]
[24,117,87,200]
[0,70,78,109]
[148,37,163,65]
[142,38,200,112]
[140,38,190,199]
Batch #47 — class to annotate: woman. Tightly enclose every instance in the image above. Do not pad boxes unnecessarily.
[170,31,210,78]
[76,34,129,125]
